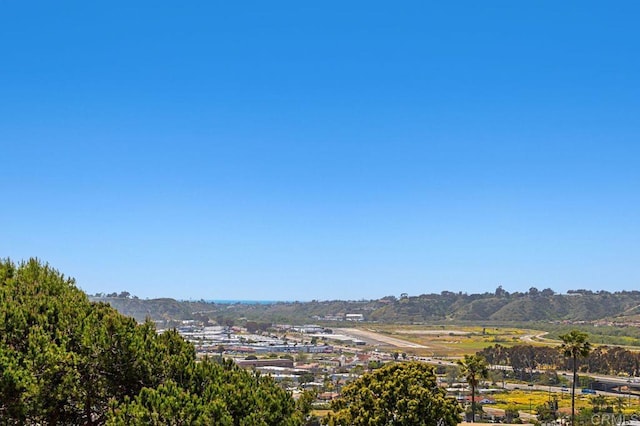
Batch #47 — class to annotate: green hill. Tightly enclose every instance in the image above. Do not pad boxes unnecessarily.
[95,288,640,326]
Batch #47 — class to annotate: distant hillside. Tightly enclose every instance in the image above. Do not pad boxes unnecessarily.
[92,288,640,325]
[88,295,218,323]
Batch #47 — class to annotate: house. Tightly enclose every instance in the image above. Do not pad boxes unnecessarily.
[345,313,364,321]
[235,358,294,369]
[464,395,496,404]
[317,392,339,401]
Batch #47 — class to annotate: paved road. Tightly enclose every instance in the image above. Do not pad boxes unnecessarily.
[340,328,429,348]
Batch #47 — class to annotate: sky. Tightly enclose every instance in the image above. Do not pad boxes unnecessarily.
[1,2,639,301]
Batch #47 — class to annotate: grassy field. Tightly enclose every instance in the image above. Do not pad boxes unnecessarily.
[356,324,548,357]
[493,389,569,412]
[489,388,639,416]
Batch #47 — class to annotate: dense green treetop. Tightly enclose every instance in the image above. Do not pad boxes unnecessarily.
[0,258,306,425]
[326,362,461,426]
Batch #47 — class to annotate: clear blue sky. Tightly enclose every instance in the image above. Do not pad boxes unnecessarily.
[1,2,639,301]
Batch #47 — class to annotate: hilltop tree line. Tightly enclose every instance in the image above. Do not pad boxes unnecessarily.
[0,259,311,425]
[96,286,640,326]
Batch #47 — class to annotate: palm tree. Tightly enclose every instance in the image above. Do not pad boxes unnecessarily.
[559,330,591,426]
[458,354,489,423]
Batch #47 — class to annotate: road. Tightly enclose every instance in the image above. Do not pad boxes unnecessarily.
[520,331,551,343]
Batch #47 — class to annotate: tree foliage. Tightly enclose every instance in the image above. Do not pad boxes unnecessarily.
[0,258,306,425]
[480,342,639,377]
[326,362,461,425]
[457,354,489,423]
[560,330,591,426]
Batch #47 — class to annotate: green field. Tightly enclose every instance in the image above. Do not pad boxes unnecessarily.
[358,324,548,357]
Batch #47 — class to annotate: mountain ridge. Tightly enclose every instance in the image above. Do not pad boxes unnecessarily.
[92,288,640,325]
